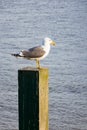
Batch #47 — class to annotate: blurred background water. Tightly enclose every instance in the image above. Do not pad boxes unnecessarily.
[0,0,87,129]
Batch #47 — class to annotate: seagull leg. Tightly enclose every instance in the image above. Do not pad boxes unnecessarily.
[36,60,40,68]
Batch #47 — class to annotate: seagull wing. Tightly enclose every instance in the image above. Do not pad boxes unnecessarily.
[21,46,45,58]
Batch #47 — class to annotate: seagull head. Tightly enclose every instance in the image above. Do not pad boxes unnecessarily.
[44,37,56,46]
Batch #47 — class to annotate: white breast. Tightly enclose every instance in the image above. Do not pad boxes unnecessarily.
[38,43,50,60]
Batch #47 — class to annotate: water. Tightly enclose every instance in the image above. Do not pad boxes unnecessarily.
[0,0,87,129]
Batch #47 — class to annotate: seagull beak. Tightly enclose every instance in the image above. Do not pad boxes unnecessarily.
[50,41,56,46]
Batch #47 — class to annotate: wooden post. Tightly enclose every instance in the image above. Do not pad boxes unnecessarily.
[18,67,49,130]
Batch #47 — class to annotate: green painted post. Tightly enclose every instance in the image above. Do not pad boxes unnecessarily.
[18,67,49,130]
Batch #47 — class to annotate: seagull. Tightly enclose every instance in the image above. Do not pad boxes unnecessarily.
[11,37,56,68]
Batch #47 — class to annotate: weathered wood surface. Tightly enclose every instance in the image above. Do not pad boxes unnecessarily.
[18,67,49,130]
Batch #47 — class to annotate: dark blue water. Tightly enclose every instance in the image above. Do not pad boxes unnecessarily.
[0,0,87,129]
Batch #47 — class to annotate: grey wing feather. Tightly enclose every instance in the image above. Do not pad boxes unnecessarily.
[22,46,45,58]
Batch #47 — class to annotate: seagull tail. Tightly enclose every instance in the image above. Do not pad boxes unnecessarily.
[11,53,21,57]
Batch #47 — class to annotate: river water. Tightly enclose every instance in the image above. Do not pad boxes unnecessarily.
[0,0,87,129]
